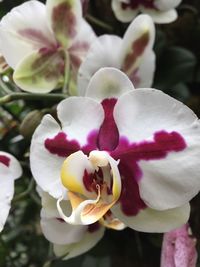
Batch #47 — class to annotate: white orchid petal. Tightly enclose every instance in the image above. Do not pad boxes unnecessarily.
[120,14,155,79]
[0,0,56,68]
[111,0,139,23]
[53,225,105,260]
[141,7,178,24]
[30,115,66,199]
[155,0,182,11]
[114,89,200,210]
[78,35,122,96]
[112,203,190,233]
[46,0,82,48]
[0,152,22,232]
[57,97,104,146]
[69,19,96,72]
[40,191,86,245]
[85,68,134,102]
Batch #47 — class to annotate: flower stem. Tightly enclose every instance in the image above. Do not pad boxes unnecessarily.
[0,78,13,95]
[13,179,35,202]
[0,92,66,105]
[62,52,71,94]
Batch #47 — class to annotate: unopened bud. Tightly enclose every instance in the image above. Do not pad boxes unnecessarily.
[19,110,43,139]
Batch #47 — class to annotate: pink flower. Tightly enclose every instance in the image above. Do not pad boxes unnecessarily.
[161,224,197,267]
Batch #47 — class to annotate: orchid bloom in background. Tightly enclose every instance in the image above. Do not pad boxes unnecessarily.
[78,14,155,95]
[112,0,182,24]
[38,189,105,260]
[161,224,197,267]
[0,152,22,232]
[30,67,200,233]
[0,0,96,93]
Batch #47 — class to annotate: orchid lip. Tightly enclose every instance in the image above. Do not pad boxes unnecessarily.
[57,150,121,225]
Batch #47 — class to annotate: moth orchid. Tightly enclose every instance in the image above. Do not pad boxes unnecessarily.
[161,224,197,267]
[0,152,22,232]
[0,0,96,93]
[78,14,155,95]
[31,67,200,233]
[112,0,182,24]
[39,189,105,260]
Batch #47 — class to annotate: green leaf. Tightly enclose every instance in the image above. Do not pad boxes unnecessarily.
[154,46,197,90]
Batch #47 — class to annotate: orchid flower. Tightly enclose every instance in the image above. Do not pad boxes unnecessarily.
[112,0,182,24]
[0,151,22,232]
[30,67,200,233]
[78,14,155,95]
[0,0,96,93]
[38,189,105,260]
[161,224,197,267]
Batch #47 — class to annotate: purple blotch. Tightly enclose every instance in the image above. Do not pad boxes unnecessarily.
[0,155,10,167]
[97,98,119,151]
[52,2,77,41]
[121,0,155,10]
[88,222,100,233]
[111,130,187,216]
[45,132,80,157]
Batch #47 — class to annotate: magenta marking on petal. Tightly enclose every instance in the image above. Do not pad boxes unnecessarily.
[56,217,65,223]
[45,130,99,158]
[128,68,141,88]
[0,155,10,167]
[69,42,90,69]
[97,99,119,151]
[83,169,93,192]
[31,49,65,83]
[122,31,150,74]
[111,130,187,216]
[121,0,155,10]
[112,130,186,164]
[83,168,104,193]
[88,222,100,233]
[44,132,80,157]
[82,130,99,155]
[18,29,57,50]
[119,161,147,216]
[52,2,77,41]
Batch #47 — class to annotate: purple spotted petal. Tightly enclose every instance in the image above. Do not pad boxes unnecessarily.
[161,224,197,267]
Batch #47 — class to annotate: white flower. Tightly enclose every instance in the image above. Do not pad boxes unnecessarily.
[31,67,200,233]
[112,0,182,24]
[0,0,96,93]
[78,14,155,95]
[0,151,22,231]
[39,189,105,260]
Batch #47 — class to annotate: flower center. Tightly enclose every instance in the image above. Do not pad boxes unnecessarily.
[0,155,10,167]
[57,150,121,225]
